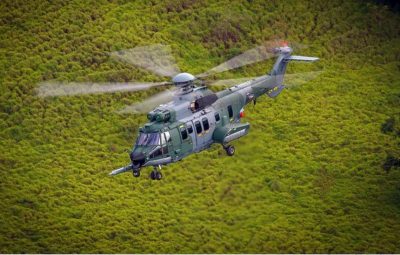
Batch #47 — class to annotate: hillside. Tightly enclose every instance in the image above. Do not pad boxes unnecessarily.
[0,0,399,253]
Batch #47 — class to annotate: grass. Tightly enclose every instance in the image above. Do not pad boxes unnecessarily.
[0,0,399,253]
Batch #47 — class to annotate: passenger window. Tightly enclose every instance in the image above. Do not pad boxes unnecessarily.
[202,118,209,131]
[180,127,188,140]
[215,112,220,122]
[195,121,202,134]
[228,105,233,118]
[187,124,193,134]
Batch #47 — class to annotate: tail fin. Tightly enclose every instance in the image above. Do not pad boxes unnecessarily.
[270,46,319,86]
[270,46,319,76]
[267,47,319,98]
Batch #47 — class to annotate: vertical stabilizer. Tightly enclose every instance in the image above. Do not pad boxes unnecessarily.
[270,45,319,87]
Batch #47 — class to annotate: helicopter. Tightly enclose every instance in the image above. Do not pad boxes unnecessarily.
[37,41,319,180]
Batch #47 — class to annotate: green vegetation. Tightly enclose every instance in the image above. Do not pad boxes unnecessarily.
[0,0,399,253]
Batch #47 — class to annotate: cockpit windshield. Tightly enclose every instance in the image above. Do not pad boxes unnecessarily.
[136,132,160,146]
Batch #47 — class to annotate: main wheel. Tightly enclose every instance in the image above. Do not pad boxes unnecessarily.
[150,170,157,180]
[226,145,235,156]
[132,170,140,177]
[156,171,163,180]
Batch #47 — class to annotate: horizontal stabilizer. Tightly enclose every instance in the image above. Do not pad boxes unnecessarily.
[286,55,319,62]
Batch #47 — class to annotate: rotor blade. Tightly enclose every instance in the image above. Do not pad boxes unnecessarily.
[197,39,310,78]
[281,71,323,88]
[208,77,257,87]
[291,41,308,50]
[118,89,176,114]
[36,81,170,97]
[110,44,180,77]
[207,71,322,88]
[197,42,279,78]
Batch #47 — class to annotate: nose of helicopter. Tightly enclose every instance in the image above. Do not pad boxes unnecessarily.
[130,151,146,168]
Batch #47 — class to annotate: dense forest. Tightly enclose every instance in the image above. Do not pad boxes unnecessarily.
[0,0,399,253]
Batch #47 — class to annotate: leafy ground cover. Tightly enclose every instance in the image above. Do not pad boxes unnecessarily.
[0,0,399,253]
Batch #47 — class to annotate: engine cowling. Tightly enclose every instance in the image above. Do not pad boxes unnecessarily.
[147,109,172,123]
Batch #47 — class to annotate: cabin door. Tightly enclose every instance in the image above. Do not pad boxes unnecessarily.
[186,122,196,151]
[192,112,214,150]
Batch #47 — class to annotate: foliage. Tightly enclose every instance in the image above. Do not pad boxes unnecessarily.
[0,0,399,253]
[381,117,396,133]
[383,155,400,173]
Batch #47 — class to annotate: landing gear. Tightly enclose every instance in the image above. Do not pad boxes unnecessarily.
[224,144,235,156]
[132,169,140,177]
[149,165,163,180]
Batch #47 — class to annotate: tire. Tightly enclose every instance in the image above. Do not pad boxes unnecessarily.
[226,145,235,156]
[150,170,157,180]
[156,171,163,180]
[133,170,140,177]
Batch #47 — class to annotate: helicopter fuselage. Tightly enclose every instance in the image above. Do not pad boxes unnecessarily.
[114,74,280,176]
[109,46,318,178]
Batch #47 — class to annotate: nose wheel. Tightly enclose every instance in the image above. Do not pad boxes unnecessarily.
[150,166,163,180]
[132,169,140,177]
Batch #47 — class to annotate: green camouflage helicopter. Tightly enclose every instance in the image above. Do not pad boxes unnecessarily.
[38,41,319,180]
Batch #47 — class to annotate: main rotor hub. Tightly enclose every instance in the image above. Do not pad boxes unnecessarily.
[172,72,195,84]
[274,45,293,55]
[173,72,194,85]
[172,73,196,94]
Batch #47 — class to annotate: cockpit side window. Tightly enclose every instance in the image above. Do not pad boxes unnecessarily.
[161,132,166,145]
[150,148,162,158]
[161,131,170,154]
[164,131,171,143]
[148,132,170,158]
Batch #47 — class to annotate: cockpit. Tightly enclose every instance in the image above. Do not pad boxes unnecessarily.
[133,131,171,162]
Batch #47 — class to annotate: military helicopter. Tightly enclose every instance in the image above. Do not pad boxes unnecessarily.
[37,41,319,180]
